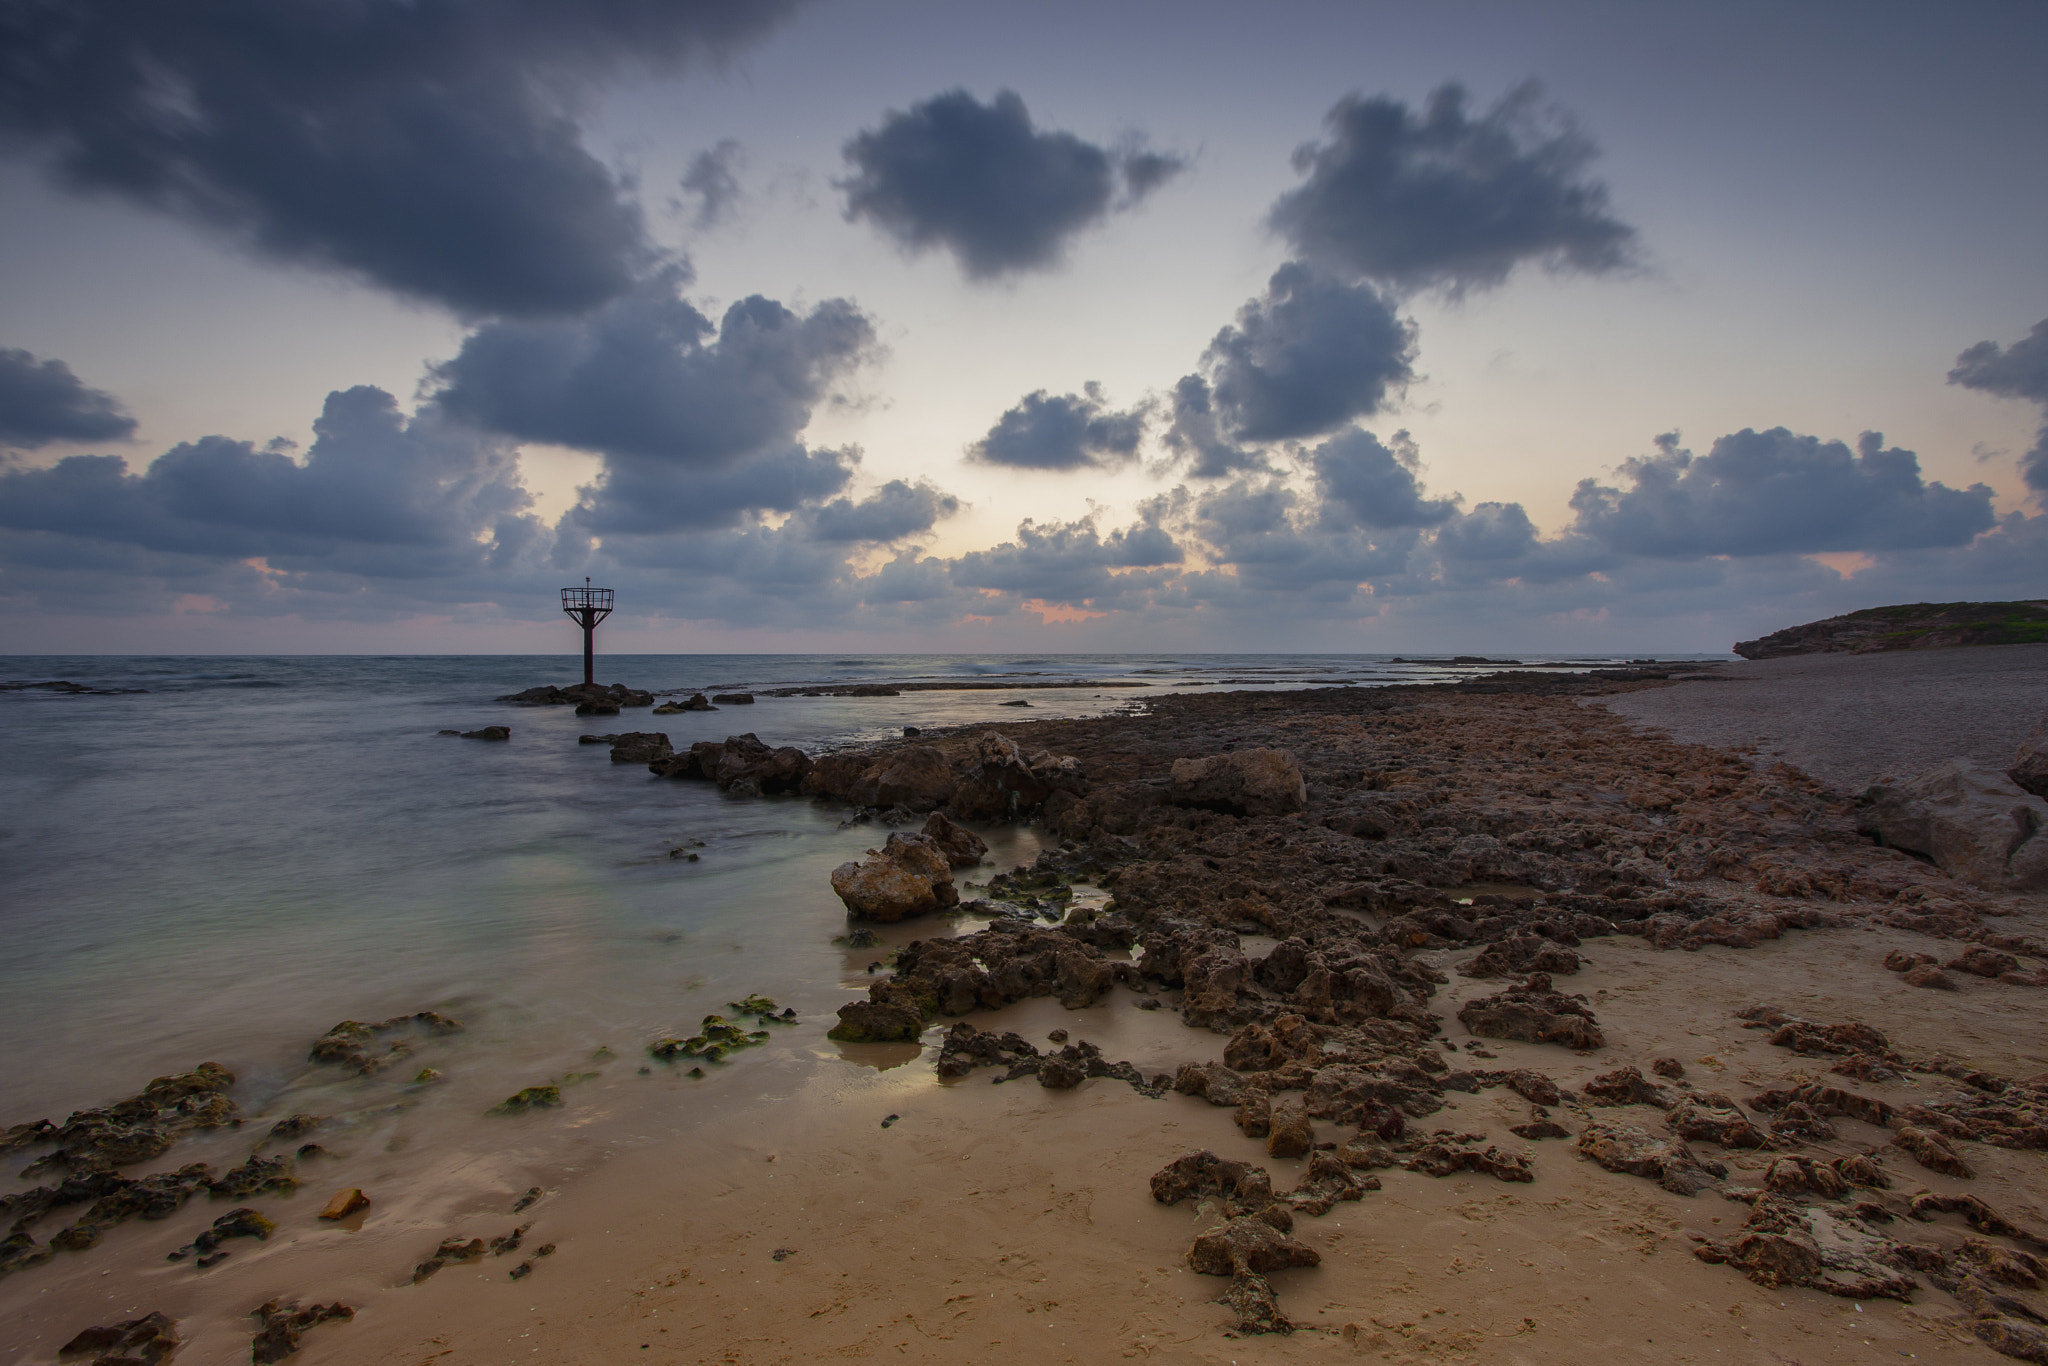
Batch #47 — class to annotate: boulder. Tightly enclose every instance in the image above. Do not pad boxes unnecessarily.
[855,746,960,810]
[2011,717,2048,799]
[607,732,672,765]
[499,682,650,707]
[919,812,987,867]
[1167,749,1307,817]
[830,833,958,921]
[59,1312,181,1365]
[1858,760,2048,892]
[947,733,1089,820]
[825,1000,925,1043]
[711,693,755,705]
[458,726,510,740]
[1576,1120,1725,1195]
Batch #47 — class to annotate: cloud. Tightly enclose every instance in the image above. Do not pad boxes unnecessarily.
[838,88,1184,279]
[680,140,745,231]
[1310,427,1459,529]
[969,383,1147,470]
[1268,82,1637,295]
[808,479,960,542]
[1161,375,1264,480]
[0,347,136,448]
[1950,318,2048,494]
[1195,263,1416,447]
[1569,428,1996,557]
[0,1,805,317]
[431,272,874,467]
[0,385,537,575]
[950,511,1181,607]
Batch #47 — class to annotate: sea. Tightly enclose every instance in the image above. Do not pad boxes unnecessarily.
[0,651,1723,1352]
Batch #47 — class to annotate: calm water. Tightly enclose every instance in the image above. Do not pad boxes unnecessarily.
[0,651,1706,1126]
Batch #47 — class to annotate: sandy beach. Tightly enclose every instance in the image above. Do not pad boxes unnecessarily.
[5,653,2045,1366]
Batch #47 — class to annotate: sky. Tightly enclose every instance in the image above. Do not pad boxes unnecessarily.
[1,0,2045,656]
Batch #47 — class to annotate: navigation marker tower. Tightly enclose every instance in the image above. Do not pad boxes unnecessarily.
[560,578,614,688]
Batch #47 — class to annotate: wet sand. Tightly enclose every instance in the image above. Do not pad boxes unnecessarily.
[1600,644,2048,792]
[7,665,2047,1366]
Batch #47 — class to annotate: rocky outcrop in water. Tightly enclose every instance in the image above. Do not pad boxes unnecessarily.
[830,832,958,922]
[308,1012,463,1074]
[58,1312,180,1364]
[802,730,1086,819]
[498,682,652,707]
[650,733,812,795]
[251,1298,353,1364]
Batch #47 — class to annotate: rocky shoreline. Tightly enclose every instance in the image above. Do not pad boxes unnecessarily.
[7,665,2046,1361]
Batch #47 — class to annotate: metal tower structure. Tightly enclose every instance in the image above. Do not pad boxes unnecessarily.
[560,578,614,687]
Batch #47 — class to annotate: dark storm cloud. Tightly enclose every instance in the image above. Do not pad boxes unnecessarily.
[1569,428,1995,557]
[0,347,136,447]
[1161,375,1264,480]
[0,385,536,573]
[1197,263,1416,447]
[567,443,860,537]
[969,384,1147,470]
[1310,428,1458,529]
[1268,82,1637,295]
[838,88,1184,279]
[0,0,805,317]
[808,479,960,542]
[431,272,874,468]
[1949,318,2048,494]
[680,140,745,231]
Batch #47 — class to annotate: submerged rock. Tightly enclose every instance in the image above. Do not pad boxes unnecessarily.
[308,1011,463,1074]
[607,732,672,764]
[498,683,650,708]
[58,1311,180,1365]
[250,1298,353,1364]
[489,1086,562,1114]
[457,726,510,740]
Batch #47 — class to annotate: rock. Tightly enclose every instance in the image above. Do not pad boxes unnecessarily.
[308,1011,462,1074]
[1511,1117,1573,1140]
[919,812,988,867]
[1187,1215,1321,1277]
[1667,1094,1771,1149]
[1037,1048,1089,1089]
[1651,1057,1687,1079]
[489,1086,562,1114]
[1458,979,1604,1049]
[412,1236,486,1282]
[57,1311,180,1365]
[167,1206,275,1262]
[829,832,958,921]
[1265,1101,1314,1159]
[1576,1120,1725,1195]
[1884,949,1938,972]
[250,1298,353,1364]
[1905,964,1961,990]
[1487,1068,1562,1107]
[825,1000,924,1044]
[318,1188,370,1220]
[1167,748,1307,817]
[1583,1066,1674,1109]
[607,732,671,764]
[2011,718,2048,800]
[458,726,510,740]
[1892,1123,1974,1177]
[1858,760,2048,892]
[651,733,812,793]
[1402,1142,1535,1182]
[1150,1151,1274,1209]
[1460,933,1582,978]
[947,733,1090,821]
[208,1154,300,1198]
[1949,947,2023,978]
[1699,1197,1919,1300]
[711,693,755,705]
[647,1016,770,1062]
[1287,1151,1380,1214]
[498,682,650,707]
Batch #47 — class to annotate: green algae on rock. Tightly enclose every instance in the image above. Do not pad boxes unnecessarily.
[488,1086,562,1114]
[648,1015,771,1062]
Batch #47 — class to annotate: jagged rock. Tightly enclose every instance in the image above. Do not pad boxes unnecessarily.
[319,1188,370,1220]
[606,732,671,764]
[711,693,754,705]
[1651,1057,1687,1079]
[1266,1100,1313,1158]
[489,1086,562,1114]
[250,1298,353,1364]
[1959,1239,2048,1289]
[1949,947,2024,978]
[1858,760,2048,892]
[1167,748,1307,817]
[208,1154,300,1198]
[1288,1151,1381,1214]
[1487,1068,1562,1107]
[1576,1120,1725,1195]
[499,682,649,708]
[166,1206,275,1263]
[458,725,511,739]
[1906,964,1961,990]
[1458,978,1604,1049]
[919,812,987,867]
[308,1012,462,1074]
[1583,1066,1674,1109]
[58,1311,180,1365]
[1460,934,1582,979]
[1696,1196,1918,1300]
[1667,1094,1771,1149]
[1402,1142,1534,1183]
[1151,1151,1273,1209]
[947,733,1090,820]
[826,1000,925,1043]
[829,833,958,921]
[832,745,959,811]
[1892,1123,1975,1177]
[1171,1062,1247,1108]
[650,733,811,793]
[1187,1216,1322,1310]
